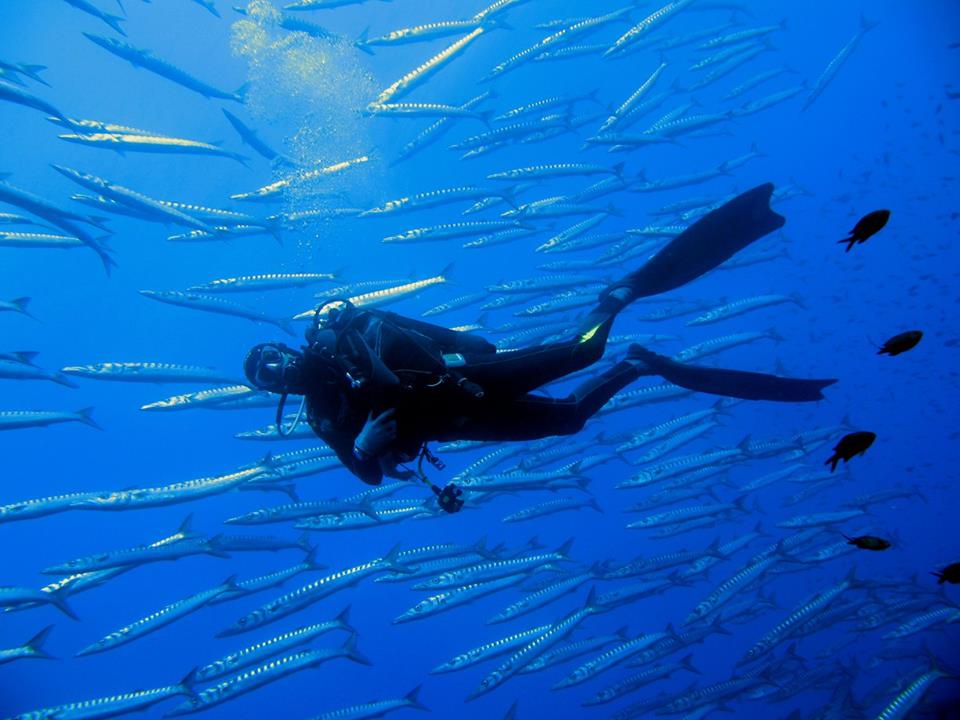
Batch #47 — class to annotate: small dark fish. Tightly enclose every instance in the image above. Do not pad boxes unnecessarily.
[877,330,923,356]
[843,534,890,551]
[932,562,960,584]
[825,431,876,472]
[838,209,890,251]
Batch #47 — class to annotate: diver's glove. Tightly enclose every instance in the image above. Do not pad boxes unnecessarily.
[354,408,397,459]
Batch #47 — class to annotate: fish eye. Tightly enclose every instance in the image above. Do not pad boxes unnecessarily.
[238,618,247,626]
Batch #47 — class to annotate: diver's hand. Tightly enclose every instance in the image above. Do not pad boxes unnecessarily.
[354,408,397,458]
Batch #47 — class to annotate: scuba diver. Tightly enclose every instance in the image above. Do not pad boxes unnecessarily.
[244,184,837,512]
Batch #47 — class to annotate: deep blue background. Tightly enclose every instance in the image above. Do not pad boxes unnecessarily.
[1,0,959,718]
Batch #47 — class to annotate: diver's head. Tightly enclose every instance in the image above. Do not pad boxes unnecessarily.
[306,298,357,344]
[244,343,305,395]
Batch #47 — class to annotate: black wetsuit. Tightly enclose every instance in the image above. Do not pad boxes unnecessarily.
[303,307,634,485]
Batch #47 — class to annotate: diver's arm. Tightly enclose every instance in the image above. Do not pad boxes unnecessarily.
[315,424,384,485]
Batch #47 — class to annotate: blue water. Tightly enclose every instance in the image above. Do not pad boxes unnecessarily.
[2,0,959,718]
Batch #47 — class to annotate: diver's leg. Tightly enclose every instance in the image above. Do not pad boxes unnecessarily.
[589,184,786,323]
[447,360,643,441]
[457,316,614,397]
[627,345,837,402]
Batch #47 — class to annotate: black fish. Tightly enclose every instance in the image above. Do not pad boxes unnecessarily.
[838,209,890,251]
[932,562,960,584]
[843,534,890,551]
[627,346,837,403]
[878,330,923,356]
[825,431,876,472]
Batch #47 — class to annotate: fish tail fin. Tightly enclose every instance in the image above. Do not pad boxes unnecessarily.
[860,13,879,32]
[439,262,456,284]
[23,624,56,659]
[380,542,413,574]
[275,317,297,337]
[342,633,373,666]
[104,13,127,36]
[51,372,79,388]
[75,407,103,430]
[20,64,50,87]
[680,653,701,675]
[555,537,574,558]
[354,27,374,55]
[335,604,356,634]
[179,668,200,699]
[303,546,327,572]
[11,296,35,319]
[588,498,604,514]
[404,685,430,712]
[297,532,311,552]
[50,589,79,621]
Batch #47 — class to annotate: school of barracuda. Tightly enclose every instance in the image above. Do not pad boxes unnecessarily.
[1,1,955,719]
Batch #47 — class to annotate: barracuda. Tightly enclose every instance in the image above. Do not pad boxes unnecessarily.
[61,361,239,385]
[0,230,84,249]
[374,28,485,106]
[43,534,222,575]
[77,577,238,656]
[616,402,727,453]
[691,40,769,72]
[189,272,338,294]
[495,91,596,122]
[218,545,409,636]
[599,60,668,134]
[357,16,502,53]
[395,570,545,624]
[365,101,489,120]
[58,131,248,164]
[84,33,242,102]
[71,466,271,511]
[486,7,634,80]
[295,501,435,531]
[595,576,673,609]
[383,220,521,243]
[632,420,720,464]
[431,624,551,674]
[608,540,726,580]
[295,269,452,320]
[489,566,600,624]
[585,656,699,706]
[733,84,808,117]
[777,509,866,529]
[414,540,573,589]
[803,15,878,112]
[310,687,429,719]
[139,289,294,335]
[468,590,605,700]
[618,449,743,489]
[687,294,803,326]
[521,627,627,674]
[555,629,671,688]
[0,408,100,432]
[597,383,693,415]
[883,607,960,639]
[141,384,267,412]
[605,0,696,57]
[168,640,370,715]
[52,165,214,232]
[502,498,602,525]
[7,670,199,720]
[672,329,783,363]
[489,162,623,183]
[196,610,353,682]
[231,155,369,202]
[393,91,494,164]
[362,187,507,217]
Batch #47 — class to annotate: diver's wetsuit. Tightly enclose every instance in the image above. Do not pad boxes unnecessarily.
[289,183,837,485]
[303,305,633,485]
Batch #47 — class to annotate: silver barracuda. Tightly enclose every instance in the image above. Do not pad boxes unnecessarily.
[686,294,803,326]
[584,655,699,706]
[230,155,370,202]
[308,687,429,720]
[467,590,605,700]
[167,639,370,715]
[393,91,494,164]
[671,329,783,363]
[188,272,337,293]
[488,566,601,624]
[60,362,239,385]
[76,577,238,656]
[553,629,672,688]
[58,132,248,164]
[362,187,510,217]
[356,16,505,53]
[604,0,697,57]
[195,610,353,682]
[139,289,295,335]
[413,540,573,590]
[0,408,100,432]
[618,449,744,489]
[6,670,198,720]
[0,231,85,250]
[42,534,224,575]
[141,385,270,412]
[218,545,409,636]
[502,497,602,523]
[295,267,453,318]
[520,627,628,674]
[803,15,878,111]
[431,624,552,674]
